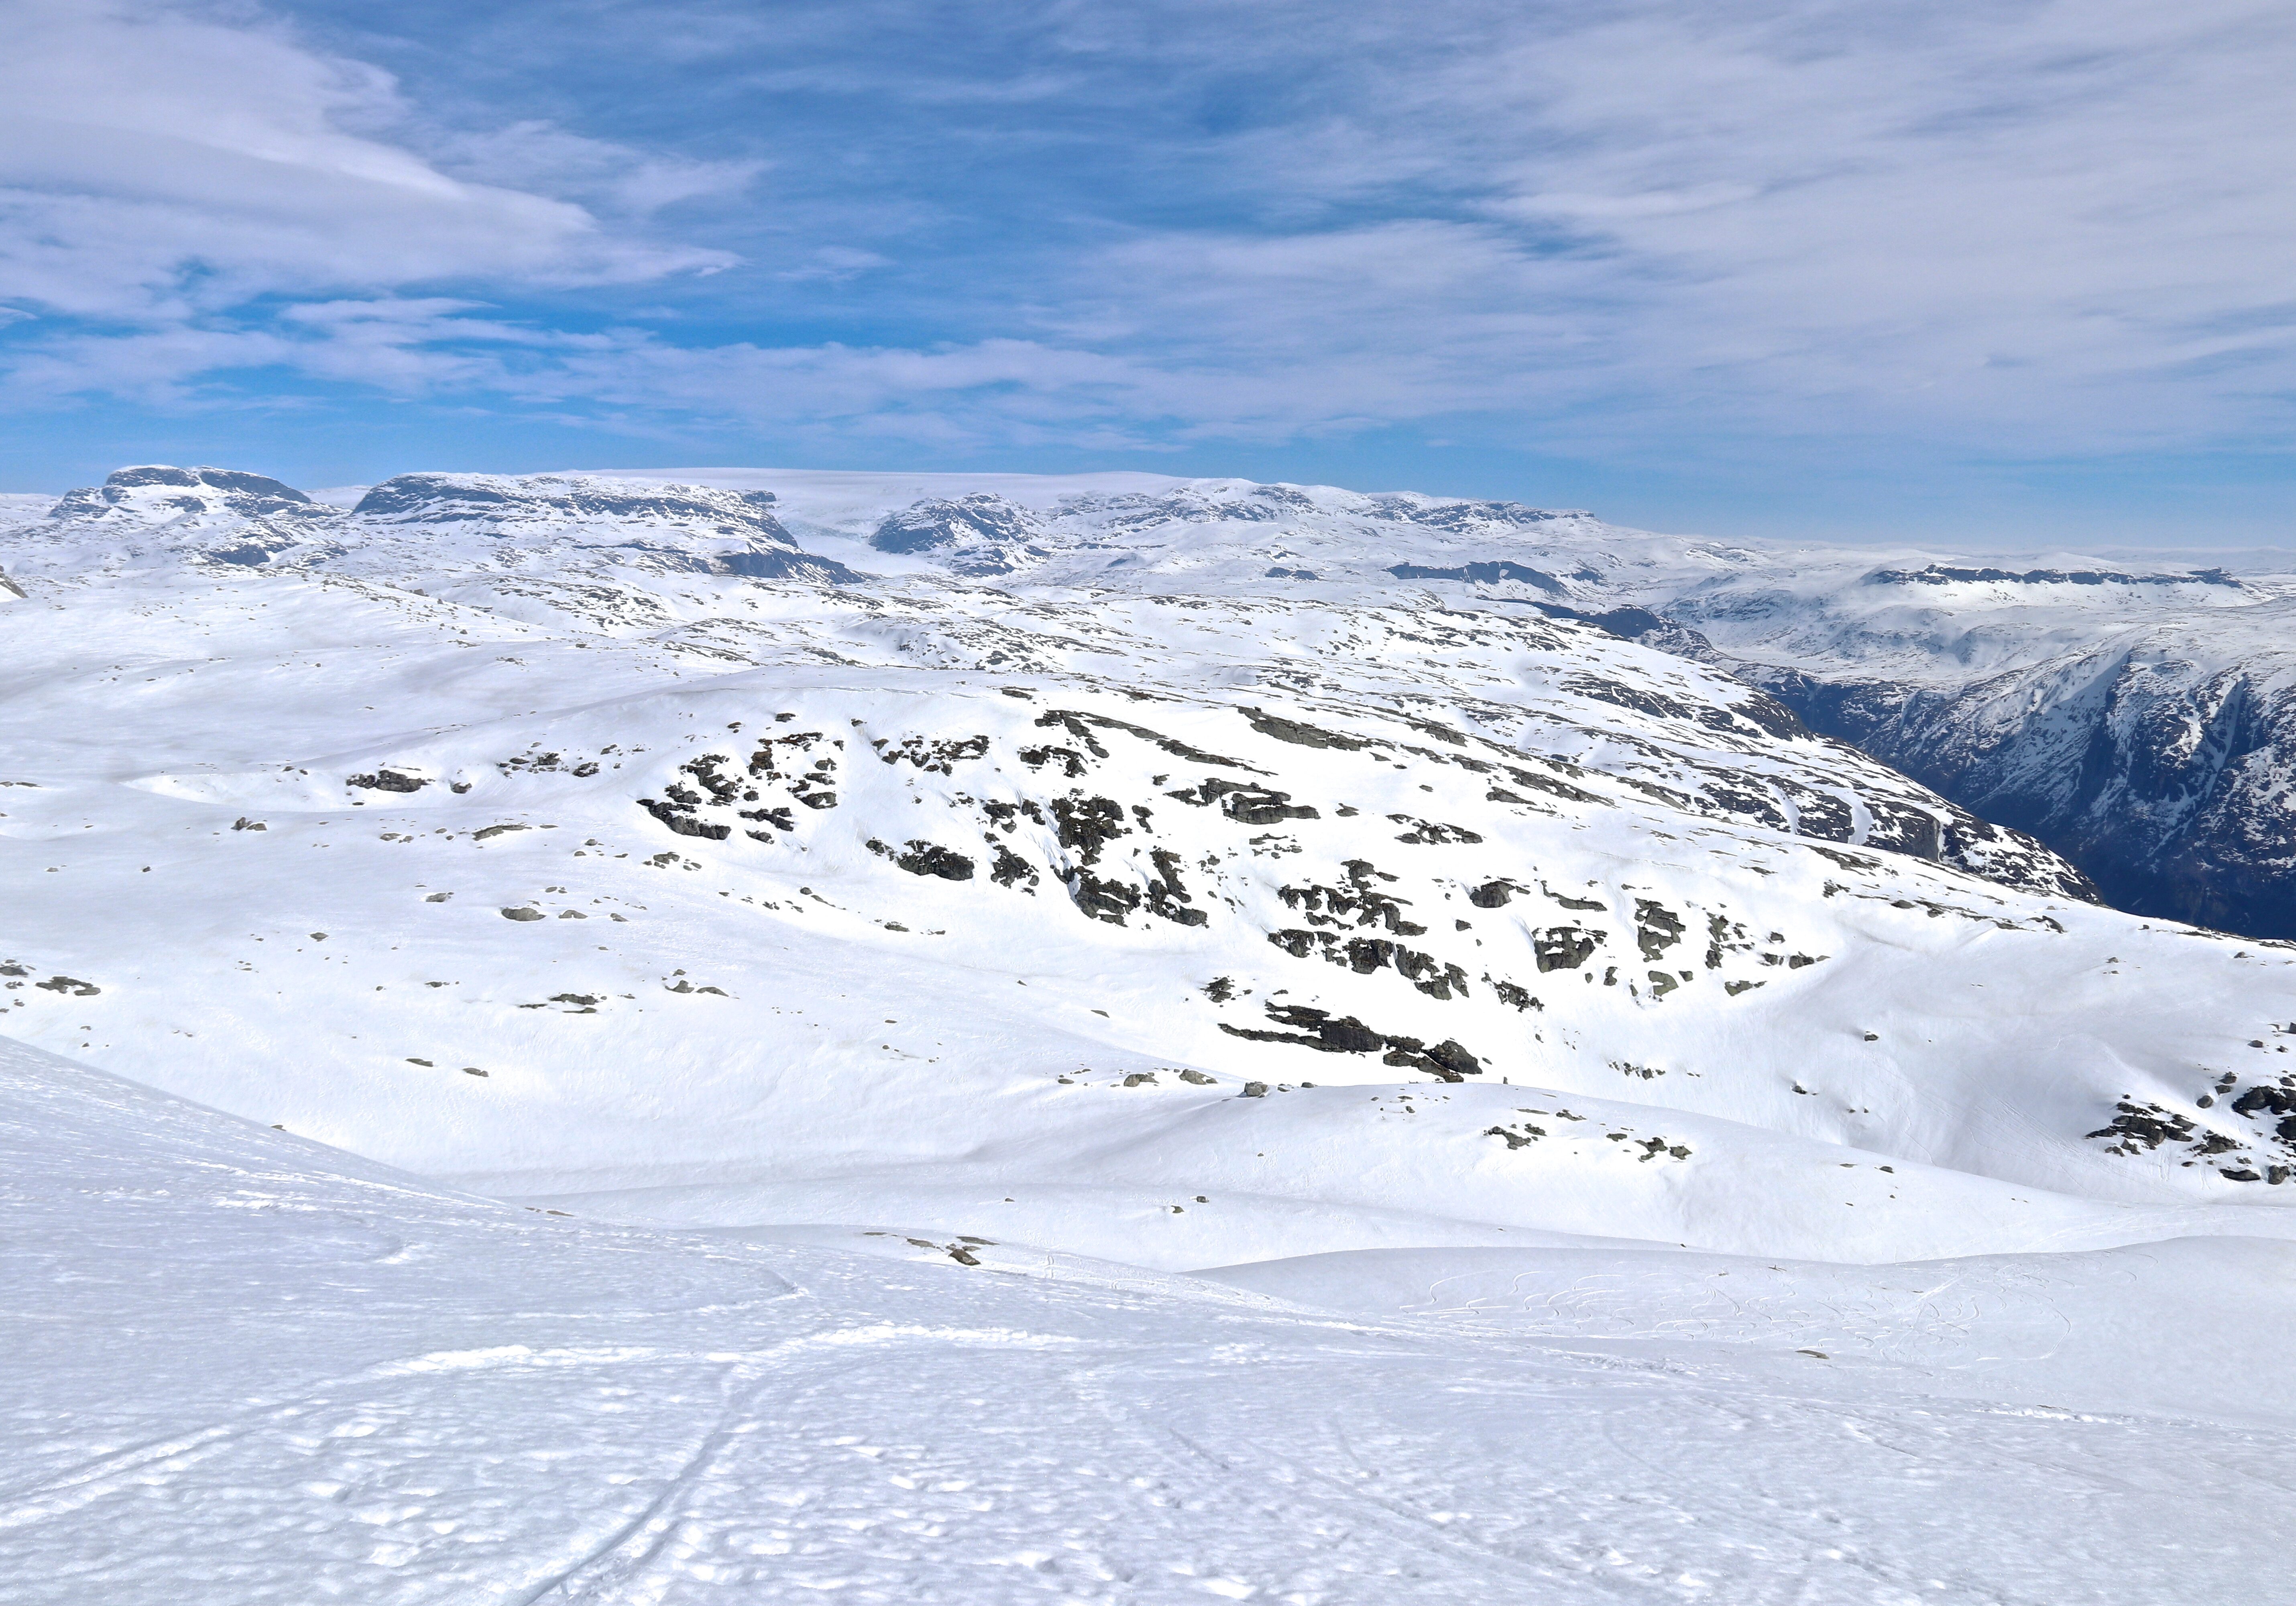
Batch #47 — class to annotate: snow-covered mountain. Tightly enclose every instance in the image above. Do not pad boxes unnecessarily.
[9,463,2296,1598]
[1662,565,2296,940]
[5,463,855,587]
[2,463,2291,1243]
[611,466,2296,941]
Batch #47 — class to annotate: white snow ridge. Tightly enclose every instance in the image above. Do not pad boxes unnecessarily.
[4,464,2294,1603]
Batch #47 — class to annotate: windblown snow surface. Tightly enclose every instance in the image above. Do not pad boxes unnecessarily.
[4,465,2296,1602]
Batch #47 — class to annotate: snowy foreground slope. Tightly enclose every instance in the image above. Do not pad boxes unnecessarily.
[12,1038,2296,1604]
[6,465,2296,1596]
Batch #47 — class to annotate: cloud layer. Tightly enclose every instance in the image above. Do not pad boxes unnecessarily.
[3,0,2293,524]
[0,1,728,330]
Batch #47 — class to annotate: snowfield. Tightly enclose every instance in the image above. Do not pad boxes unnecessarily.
[12,1037,2296,1603]
[4,464,2295,1600]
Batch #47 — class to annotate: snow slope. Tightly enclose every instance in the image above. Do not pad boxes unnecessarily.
[582,467,2296,939]
[11,1035,2296,1604]
[2,465,2293,1259]
[10,462,2296,1596]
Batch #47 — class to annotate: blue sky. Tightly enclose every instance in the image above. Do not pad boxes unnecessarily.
[2,0,2292,544]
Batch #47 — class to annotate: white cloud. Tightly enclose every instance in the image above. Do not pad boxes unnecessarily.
[5,0,2294,469]
[775,247,894,284]
[1152,0,2296,450]
[432,121,765,219]
[0,0,731,323]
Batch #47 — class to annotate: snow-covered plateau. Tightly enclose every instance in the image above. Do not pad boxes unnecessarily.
[5,463,2294,1602]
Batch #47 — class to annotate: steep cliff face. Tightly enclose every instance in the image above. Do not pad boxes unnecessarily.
[1747,639,2296,936]
[1651,565,2296,939]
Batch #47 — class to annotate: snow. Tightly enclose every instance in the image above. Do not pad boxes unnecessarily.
[6,463,2296,1596]
[12,1039,2296,1602]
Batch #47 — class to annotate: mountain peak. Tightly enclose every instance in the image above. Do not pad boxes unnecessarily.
[47,464,327,528]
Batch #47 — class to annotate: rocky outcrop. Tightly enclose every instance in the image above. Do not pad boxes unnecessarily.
[1752,647,2296,938]
[47,465,333,527]
[354,473,858,583]
[870,495,1044,574]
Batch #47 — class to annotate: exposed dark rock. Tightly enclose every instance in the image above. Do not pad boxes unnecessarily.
[1634,900,1685,961]
[1219,786,1319,826]
[894,840,975,880]
[352,473,857,582]
[713,546,857,582]
[2086,1099,2196,1150]
[1219,1003,1482,1081]
[877,734,990,773]
[51,465,321,524]
[1041,709,1256,770]
[1049,795,1128,863]
[1069,870,1141,924]
[641,799,730,840]
[1366,497,1577,532]
[1533,927,1604,972]
[347,770,427,793]
[1499,764,1602,806]
[1145,847,1209,926]
[989,843,1039,889]
[1030,710,1111,759]
[2229,1084,2296,1118]
[1020,745,1089,778]
[1242,708,1369,750]
[1386,560,1565,592]
[1389,815,1483,846]
[1261,924,1467,999]
[1278,867,1420,936]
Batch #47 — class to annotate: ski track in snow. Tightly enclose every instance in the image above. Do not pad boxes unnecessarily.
[9,1041,2296,1604]
[4,465,2296,1600]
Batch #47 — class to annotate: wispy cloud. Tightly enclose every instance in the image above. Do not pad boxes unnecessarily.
[0,0,729,324]
[4,0,2295,519]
